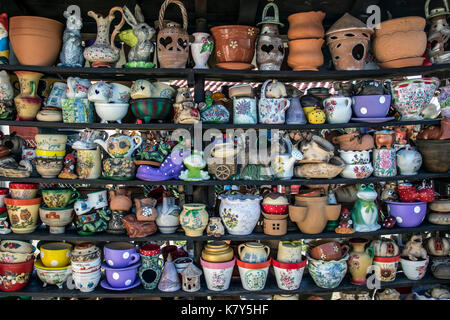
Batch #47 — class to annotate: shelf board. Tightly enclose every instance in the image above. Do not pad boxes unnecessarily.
[1,171,448,186]
[1,119,441,131]
[1,223,448,242]
[0,272,446,298]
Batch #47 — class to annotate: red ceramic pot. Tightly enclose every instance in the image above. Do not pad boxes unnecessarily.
[0,258,34,291]
[161,245,188,261]
[261,203,289,214]
[397,184,417,202]
[140,244,160,256]
[9,183,39,200]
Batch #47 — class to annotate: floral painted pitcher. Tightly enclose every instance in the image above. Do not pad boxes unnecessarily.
[258,79,290,124]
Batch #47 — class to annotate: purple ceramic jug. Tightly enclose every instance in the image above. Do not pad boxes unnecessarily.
[104,242,140,268]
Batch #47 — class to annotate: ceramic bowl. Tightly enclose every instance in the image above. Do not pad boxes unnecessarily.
[352,95,391,118]
[340,163,374,179]
[39,242,73,268]
[34,158,64,178]
[94,103,129,123]
[400,257,429,280]
[338,150,372,165]
[385,201,427,227]
[0,240,34,254]
[9,183,38,199]
[39,206,74,234]
[130,98,172,124]
[261,203,289,215]
[4,197,41,234]
[307,253,349,289]
[0,249,35,264]
[34,259,72,288]
[0,258,34,291]
[71,257,102,271]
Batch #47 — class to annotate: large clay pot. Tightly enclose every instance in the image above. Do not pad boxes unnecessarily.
[13,71,43,121]
[348,238,374,285]
[9,16,63,66]
[179,203,208,237]
[210,25,259,70]
[289,196,341,234]
[287,11,325,39]
[288,38,324,71]
[416,139,450,172]
[157,0,189,68]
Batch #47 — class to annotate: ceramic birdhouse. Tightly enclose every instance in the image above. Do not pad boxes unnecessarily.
[325,13,373,70]
[181,262,202,292]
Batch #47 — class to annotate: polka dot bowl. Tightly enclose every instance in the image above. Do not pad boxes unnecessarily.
[101,261,141,289]
[385,201,427,227]
[39,242,73,268]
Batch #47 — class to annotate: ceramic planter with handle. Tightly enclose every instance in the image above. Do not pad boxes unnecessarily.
[373,255,401,282]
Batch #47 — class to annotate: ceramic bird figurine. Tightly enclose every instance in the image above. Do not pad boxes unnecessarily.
[59,5,84,67]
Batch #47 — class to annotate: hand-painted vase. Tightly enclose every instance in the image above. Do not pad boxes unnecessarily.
[13,71,43,121]
[179,204,209,237]
[348,238,374,285]
[373,148,397,177]
[138,244,164,290]
[191,32,213,69]
[396,145,422,175]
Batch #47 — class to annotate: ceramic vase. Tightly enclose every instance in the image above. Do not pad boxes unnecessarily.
[218,193,262,235]
[156,193,180,233]
[13,71,43,121]
[138,244,164,290]
[348,238,374,285]
[179,203,208,237]
[373,148,397,177]
[396,145,422,175]
[286,97,306,124]
[76,147,102,179]
[83,7,125,67]
[191,32,213,69]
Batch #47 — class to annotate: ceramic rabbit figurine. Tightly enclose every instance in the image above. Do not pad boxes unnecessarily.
[59,5,84,67]
[122,5,155,65]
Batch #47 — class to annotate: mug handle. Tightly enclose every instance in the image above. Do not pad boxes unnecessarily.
[281,98,290,112]
[70,190,81,204]
[341,244,350,258]
[237,244,245,259]
[264,245,271,259]
[129,253,140,265]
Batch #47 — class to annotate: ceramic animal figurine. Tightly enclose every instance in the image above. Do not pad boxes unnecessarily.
[402,234,428,261]
[206,217,225,237]
[351,184,381,232]
[335,208,355,234]
[425,1,450,64]
[173,88,200,124]
[122,4,155,68]
[122,214,157,237]
[374,130,396,149]
[0,13,9,64]
[58,152,77,179]
[59,5,84,67]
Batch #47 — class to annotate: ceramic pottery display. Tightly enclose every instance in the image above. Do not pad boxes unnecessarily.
[201,241,234,263]
[219,193,262,235]
[102,157,136,180]
[373,16,427,67]
[210,25,259,70]
[13,71,43,121]
[256,2,285,70]
[348,238,374,285]
[233,97,258,124]
[415,139,450,172]
[181,263,202,292]
[59,5,84,67]
[236,258,271,291]
[179,203,208,237]
[277,241,303,263]
[289,195,341,234]
[385,201,427,227]
[351,184,381,232]
[191,32,213,69]
[396,145,422,175]
[373,148,397,177]
[9,16,63,66]
[325,13,373,70]
[4,197,41,234]
[39,207,74,234]
[156,192,180,233]
[0,258,34,291]
[157,0,189,68]
[323,95,352,123]
[373,255,401,282]
[272,259,307,290]
[34,259,71,289]
[158,254,181,292]
[138,244,164,290]
[200,257,235,291]
[426,2,450,64]
[307,253,349,289]
[238,242,270,263]
[0,14,9,64]
[258,79,290,124]
[83,7,124,67]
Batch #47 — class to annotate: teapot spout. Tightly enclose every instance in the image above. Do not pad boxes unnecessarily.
[325,204,341,221]
[93,139,110,156]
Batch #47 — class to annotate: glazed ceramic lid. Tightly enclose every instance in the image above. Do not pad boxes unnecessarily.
[326,13,373,35]
[262,192,288,205]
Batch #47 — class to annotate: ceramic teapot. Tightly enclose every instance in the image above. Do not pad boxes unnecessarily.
[270,137,303,179]
[94,132,142,158]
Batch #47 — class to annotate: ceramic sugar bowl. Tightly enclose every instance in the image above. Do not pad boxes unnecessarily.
[323,95,352,124]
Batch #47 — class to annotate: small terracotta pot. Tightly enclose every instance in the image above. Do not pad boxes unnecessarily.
[374,16,426,37]
[287,11,325,40]
[288,38,324,71]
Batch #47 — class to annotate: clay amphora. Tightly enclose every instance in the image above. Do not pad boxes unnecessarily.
[348,238,374,285]
[287,11,325,40]
[289,196,341,234]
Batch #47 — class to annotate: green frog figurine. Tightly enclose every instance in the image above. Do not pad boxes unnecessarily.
[179,150,210,181]
[351,184,381,232]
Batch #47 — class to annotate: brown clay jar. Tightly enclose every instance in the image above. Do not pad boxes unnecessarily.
[288,38,324,71]
[109,189,132,212]
[287,11,325,40]
[121,214,157,238]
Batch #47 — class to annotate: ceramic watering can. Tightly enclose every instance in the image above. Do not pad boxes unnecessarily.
[271,137,303,179]
[258,79,290,124]
[94,132,142,158]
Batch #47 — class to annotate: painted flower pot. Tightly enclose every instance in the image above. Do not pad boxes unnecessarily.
[179,203,209,237]
[0,258,34,291]
[4,197,41,234]
[39,242,72,268]
[373,148,397,177]
[236,258,271,291]
[400,257,429,280]
[34,259,72,289]
[219,193,262,235]
[9,183,38,199]
[130,98,172,123]
[352,95,391,118]
[39,206,74,234]
[102,261,141,289]
[385,201,427,227]
[339,150,372,165]
[200,257,235,291]
[373,255,401,282]
[272,258,307,290]
[307,253,349,289]
[76,147,102,179]
[104,242,140,268]
[390,77,440,120]
[233,97,258,124]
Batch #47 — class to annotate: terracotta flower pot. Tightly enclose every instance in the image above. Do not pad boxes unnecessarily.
[210,25,259,70]
[9,16,63,66]
[287,11,325,40]
[288,38,324,71]
[373,30,427,63]
[374,16,426,37]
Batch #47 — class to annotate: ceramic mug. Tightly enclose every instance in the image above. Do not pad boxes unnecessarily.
[373,148,397,177]
[42,189,80,209]
[309,241,350,261]
[87,81,112,103]
[233,97,258,124]
[45,82,67,108]
[65,77,91,98]
[258,98,290,124]
[110,83,131,103]
[104,242,140,268]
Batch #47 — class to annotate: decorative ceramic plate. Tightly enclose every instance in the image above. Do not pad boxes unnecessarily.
[350,117,395,123]
[100,278,141,291]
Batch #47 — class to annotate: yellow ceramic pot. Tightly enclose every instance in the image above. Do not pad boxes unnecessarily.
[306,107,326,124]
[201,241,234,262]
[42,189,80,209]
[4,197,41,234]
[179,203,209,237]
[39,242,73,268]
[35,149,66,159]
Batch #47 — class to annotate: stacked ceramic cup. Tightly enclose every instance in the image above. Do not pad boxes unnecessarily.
[33,134,68,178]
[40,188,79,234]
[100,242,141,291]
[70,242,102,292]
[236,242,272,291]
[34,242,72,289]
[88,81,131,124]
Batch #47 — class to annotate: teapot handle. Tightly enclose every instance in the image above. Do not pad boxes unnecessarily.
[130,135,143,154]
[109,7,125,51]
[261,79,271,99]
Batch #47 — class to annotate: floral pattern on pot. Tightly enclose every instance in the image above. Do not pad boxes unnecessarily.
[272,259,307,290]
[244,269,267,290]
[373,148,397,177]
[200,258,235,291]
[373,255,401,282]
[218,193,262,235]
[307,253,349,289]
[233,97,257,124]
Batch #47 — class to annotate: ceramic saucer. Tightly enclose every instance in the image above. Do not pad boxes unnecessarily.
[351,117,395,123]
[100,278,141,291]
[216,62,254,70]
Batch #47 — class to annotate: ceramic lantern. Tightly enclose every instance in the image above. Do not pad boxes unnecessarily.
[425,0,450,64]
[181,262,202,292]
[256,2,285,70]
[326,13,373,70]
[156,0,189,68]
